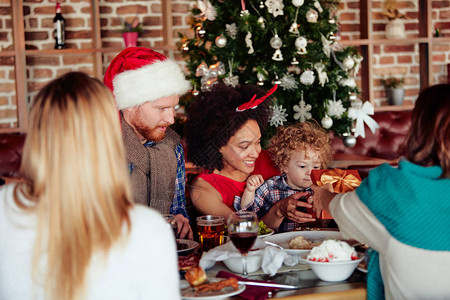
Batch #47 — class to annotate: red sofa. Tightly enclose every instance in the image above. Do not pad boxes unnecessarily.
[332,110,412,161]
[0,133,26,180]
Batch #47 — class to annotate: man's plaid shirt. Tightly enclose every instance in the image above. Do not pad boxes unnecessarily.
[234,174,311,232]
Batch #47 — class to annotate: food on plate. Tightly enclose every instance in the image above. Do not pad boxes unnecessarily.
[195,277,239,293]
[258,221,272,235]
[288,235,322,249]
[184,266,207,286]
[177,240,188,251]
[307,239,359,262]
[178,253,200,271]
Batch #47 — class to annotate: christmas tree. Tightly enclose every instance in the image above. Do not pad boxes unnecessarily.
[179,0,372,145]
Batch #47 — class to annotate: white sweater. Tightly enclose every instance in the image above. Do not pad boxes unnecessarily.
[0,184,181,300]
[330,191,450,300]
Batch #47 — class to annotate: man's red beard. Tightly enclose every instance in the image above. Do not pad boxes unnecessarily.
[130,109,169,142]
[134,122,168,142]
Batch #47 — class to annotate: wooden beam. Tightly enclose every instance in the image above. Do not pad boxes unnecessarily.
[91,0,103,79]
[11,0,28,132]
[161,0,173,58]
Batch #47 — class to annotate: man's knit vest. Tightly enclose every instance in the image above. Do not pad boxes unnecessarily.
[121,117,179,214]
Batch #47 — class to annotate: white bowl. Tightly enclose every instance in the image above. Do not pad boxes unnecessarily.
[300,254,364,282]
[223,254,263,274]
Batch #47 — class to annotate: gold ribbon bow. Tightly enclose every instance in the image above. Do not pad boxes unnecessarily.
[317,168,361,193]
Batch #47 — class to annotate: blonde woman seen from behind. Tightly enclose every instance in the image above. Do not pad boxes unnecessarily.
[0,72,180,300]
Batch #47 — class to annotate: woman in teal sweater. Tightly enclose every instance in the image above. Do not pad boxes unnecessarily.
[311,84,450,300]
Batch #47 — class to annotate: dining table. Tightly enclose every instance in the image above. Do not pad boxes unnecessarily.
[202,260,367,299]
[181,228,368,300]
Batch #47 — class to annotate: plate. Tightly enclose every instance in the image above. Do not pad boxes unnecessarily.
[180,279,245,300]
[357,267,367,273]
[262,231,344,256]
[258,228,274,238]
[177,239,199,254]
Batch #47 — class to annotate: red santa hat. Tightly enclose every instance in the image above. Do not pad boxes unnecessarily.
[104,47,191,110]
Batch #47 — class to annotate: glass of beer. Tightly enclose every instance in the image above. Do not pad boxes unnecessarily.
[196,215,225,252]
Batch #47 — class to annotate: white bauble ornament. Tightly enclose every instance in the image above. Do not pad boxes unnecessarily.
[321,115,333,129]
[300,70,315,85]
[292,0,304,7]
[295,36,307,54]
[343,134,357,148]
[343,56,355,69]
[215,35,227,48]
[270,34,283,49]
[306,9,319,23]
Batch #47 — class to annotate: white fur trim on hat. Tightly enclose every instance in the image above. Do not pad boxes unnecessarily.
[112,59,191,110]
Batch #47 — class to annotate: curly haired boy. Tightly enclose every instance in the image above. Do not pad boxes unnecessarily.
[236,121,333,232]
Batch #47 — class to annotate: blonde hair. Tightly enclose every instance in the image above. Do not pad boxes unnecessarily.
[15,72,133,300]
[268,121,334,170]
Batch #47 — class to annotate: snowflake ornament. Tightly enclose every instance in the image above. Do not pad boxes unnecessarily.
[269,105,288,127]
[280,73,298,90]
[327,99,346,119]
[226,23,237,39]
[265,0,284,17]
[293,92,312,122]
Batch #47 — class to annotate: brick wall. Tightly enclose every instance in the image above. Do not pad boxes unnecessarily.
[1,0,449,129]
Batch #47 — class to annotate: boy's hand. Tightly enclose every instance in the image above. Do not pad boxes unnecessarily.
[245,174,264,192]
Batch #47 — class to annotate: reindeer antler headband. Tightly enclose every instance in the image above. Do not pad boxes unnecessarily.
[236,85,278,112]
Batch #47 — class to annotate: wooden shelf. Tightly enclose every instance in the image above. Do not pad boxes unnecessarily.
[24,48,97,56]
[375,104,414,112]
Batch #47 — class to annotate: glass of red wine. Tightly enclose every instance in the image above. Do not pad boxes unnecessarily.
[227,211,259,276]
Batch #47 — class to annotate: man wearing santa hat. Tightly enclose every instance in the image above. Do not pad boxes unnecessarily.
[104,47,193,239]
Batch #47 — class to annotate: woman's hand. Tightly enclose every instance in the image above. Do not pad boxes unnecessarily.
[310,183,335,217]
[276,192,316,224]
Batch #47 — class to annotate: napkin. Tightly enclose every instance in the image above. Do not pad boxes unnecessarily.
[216,270,278,300]
[199,239,298,276]
[261,246,298,276]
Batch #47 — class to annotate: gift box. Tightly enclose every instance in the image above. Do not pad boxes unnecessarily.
[310,168,362,219]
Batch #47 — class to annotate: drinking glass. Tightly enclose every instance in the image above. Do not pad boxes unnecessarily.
[227,211,259,277]
[163,214,178,239]
[196,215,225,252]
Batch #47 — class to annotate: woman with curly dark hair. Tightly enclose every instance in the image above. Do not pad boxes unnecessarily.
[185,83,313,220]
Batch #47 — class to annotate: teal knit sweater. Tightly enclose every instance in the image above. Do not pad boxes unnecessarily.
[356,160,450,299]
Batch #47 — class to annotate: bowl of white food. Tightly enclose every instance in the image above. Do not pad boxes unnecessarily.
[300,239,364,282]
